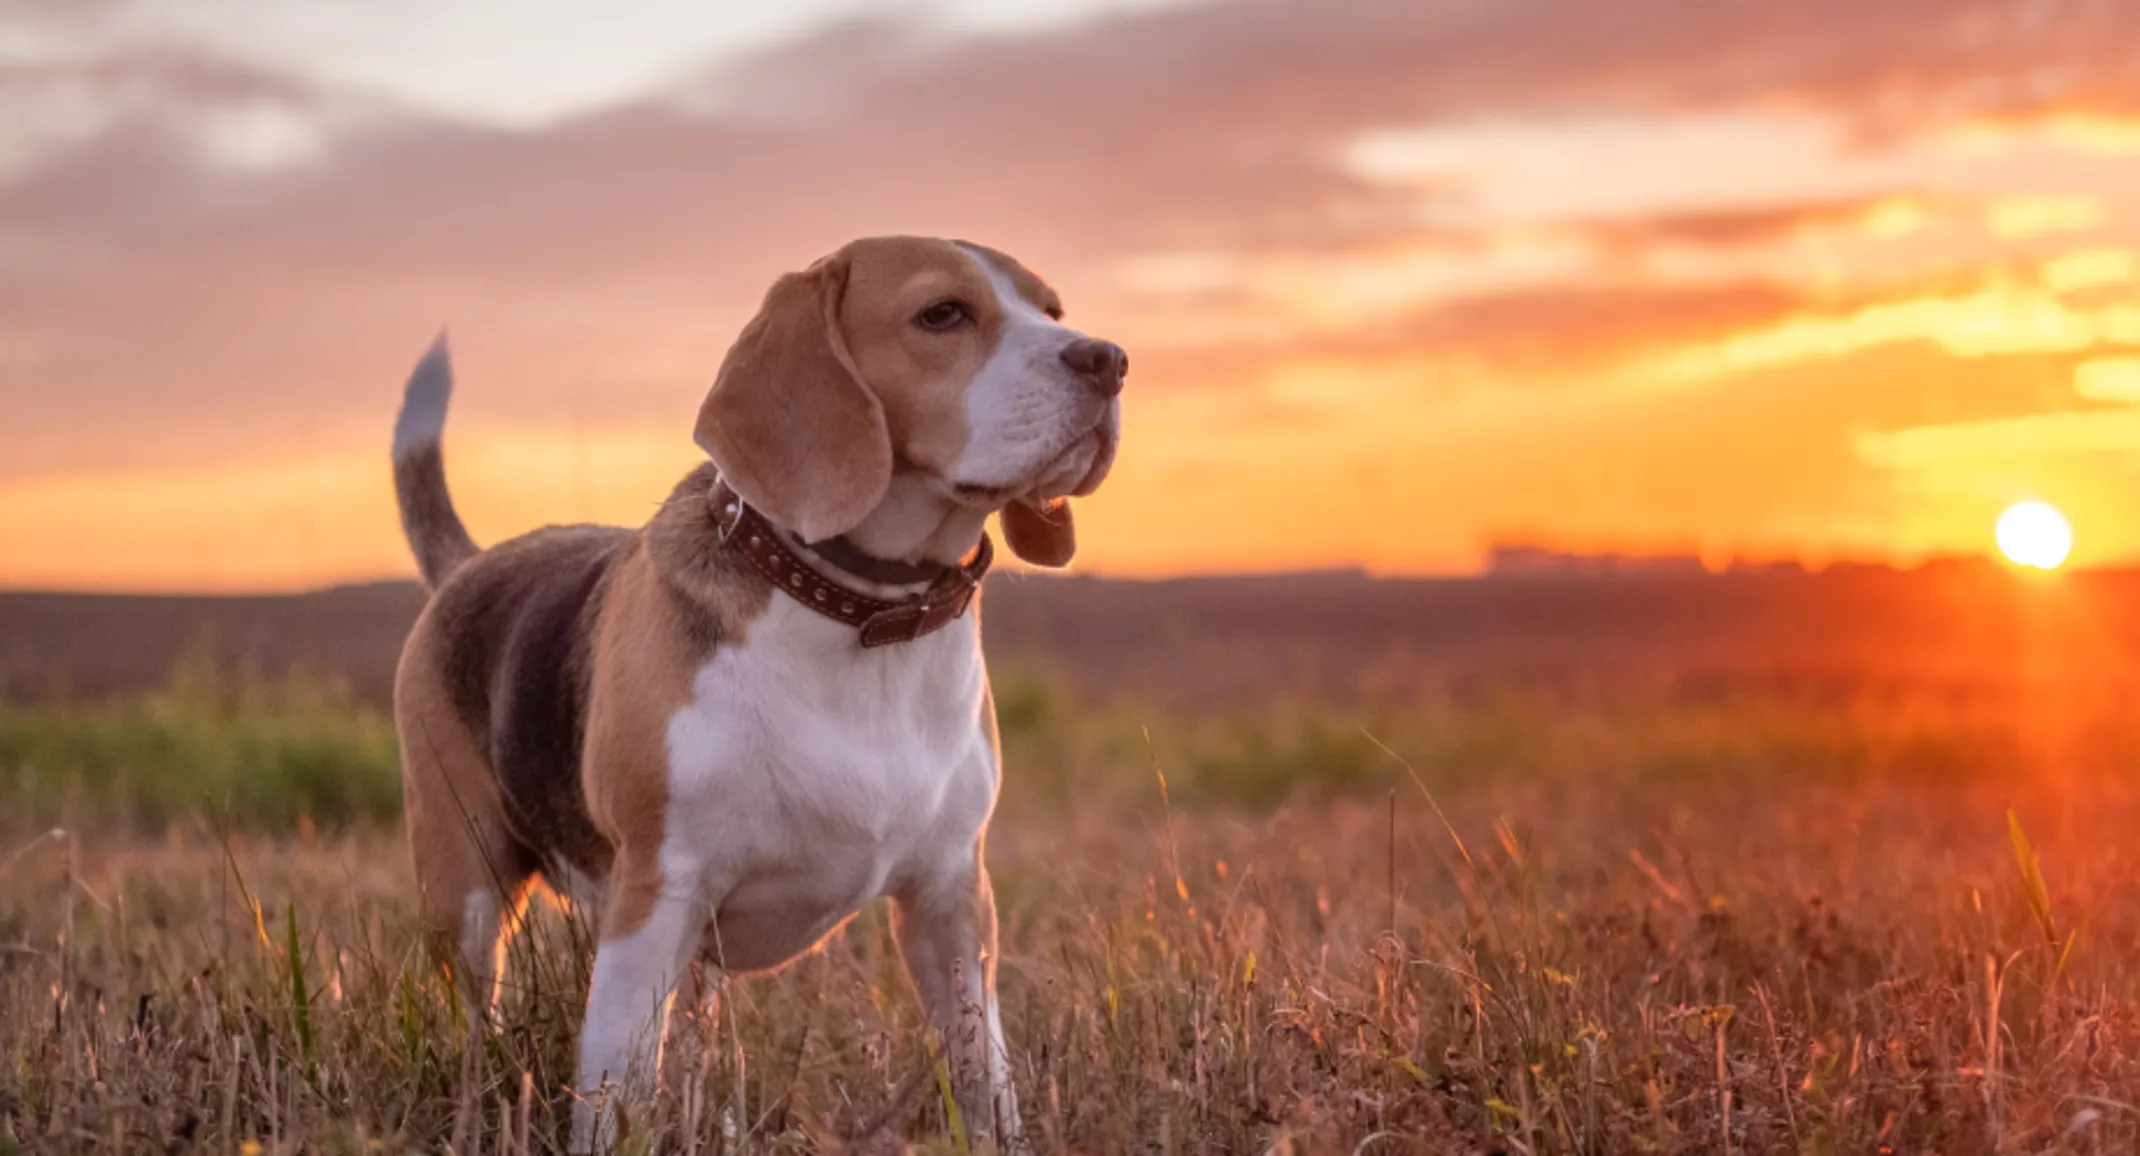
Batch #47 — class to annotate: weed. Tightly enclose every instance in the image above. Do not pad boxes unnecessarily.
[4,670,2139,1150]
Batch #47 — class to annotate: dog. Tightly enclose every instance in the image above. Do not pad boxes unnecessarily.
[388,236,1124,1151]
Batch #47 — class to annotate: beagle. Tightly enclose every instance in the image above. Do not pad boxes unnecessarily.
[387,236,1124,1152]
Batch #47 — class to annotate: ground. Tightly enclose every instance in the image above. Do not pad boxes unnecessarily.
[5,659,2140,1153]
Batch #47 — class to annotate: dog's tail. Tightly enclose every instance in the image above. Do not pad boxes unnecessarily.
[393,333,479,590]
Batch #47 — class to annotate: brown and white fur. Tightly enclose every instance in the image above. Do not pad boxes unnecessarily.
[389,236,1124,1152]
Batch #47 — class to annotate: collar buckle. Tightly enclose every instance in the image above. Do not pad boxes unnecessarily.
[858,576,978,648]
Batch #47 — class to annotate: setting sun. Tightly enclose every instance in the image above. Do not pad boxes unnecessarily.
[1996,500,2073,570]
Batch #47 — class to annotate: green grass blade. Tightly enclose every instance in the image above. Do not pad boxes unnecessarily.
[2006,807,2059,947]
[285,903,313,1061]
[934,1058,970,1154]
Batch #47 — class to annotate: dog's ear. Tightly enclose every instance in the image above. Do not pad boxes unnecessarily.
[1000,497,1076,567]
[695,253,892,541]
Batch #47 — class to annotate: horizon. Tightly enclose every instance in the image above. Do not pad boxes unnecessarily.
[7,0,2140,591]
[6,541,2131,602]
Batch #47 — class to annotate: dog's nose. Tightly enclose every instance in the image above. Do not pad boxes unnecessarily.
[1059,338,1127,398]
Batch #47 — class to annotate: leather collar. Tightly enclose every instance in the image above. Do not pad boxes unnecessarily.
[708,478,991,647]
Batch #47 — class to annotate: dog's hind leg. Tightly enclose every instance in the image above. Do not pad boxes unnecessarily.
[396,636,538,1015]
[408,780,537,1015]
[440,864,537,1015]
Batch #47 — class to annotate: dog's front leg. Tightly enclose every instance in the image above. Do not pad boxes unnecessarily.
[571,866,704,1154]
[895,852,1023,1151]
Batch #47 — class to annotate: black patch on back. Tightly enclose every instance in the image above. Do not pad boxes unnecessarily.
[433,525,632,878]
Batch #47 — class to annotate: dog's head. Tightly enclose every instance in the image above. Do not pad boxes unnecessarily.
[695,236,1124,567]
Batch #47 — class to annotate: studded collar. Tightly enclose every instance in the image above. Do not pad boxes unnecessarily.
[708,478,991,647]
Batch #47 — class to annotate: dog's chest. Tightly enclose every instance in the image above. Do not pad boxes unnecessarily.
[657,602,992,965]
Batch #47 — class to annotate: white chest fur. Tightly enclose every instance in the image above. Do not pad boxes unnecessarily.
[654,597,997,972]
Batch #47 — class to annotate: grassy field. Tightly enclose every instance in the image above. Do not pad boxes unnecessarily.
[5,662,2140,1153]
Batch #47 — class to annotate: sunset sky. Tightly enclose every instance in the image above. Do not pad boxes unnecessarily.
[6,0,2140,591]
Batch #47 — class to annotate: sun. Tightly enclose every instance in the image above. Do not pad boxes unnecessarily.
[1995,501,2073,571]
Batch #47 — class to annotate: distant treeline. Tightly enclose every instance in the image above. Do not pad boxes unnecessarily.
[5,564,2139,707]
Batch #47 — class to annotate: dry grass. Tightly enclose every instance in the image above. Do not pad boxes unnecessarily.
[6,674,2140,1153]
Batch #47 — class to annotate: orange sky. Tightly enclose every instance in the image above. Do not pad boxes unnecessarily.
[6,0,2140,591]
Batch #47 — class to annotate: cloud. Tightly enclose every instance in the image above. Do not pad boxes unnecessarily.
[1674,281,2140,379]
[2042,248,2137,294]
[1368,280,1813,373]
[1986,194,2107,238]
[4,0,2140,578]
[2075,356,2140,401]
[1857,408,2140,470]
[11,0,2138,276]
[1566,194,1951,254]
[1858,349,2140,471]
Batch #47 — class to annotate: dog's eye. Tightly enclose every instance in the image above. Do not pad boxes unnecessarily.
[915,300,972,331]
